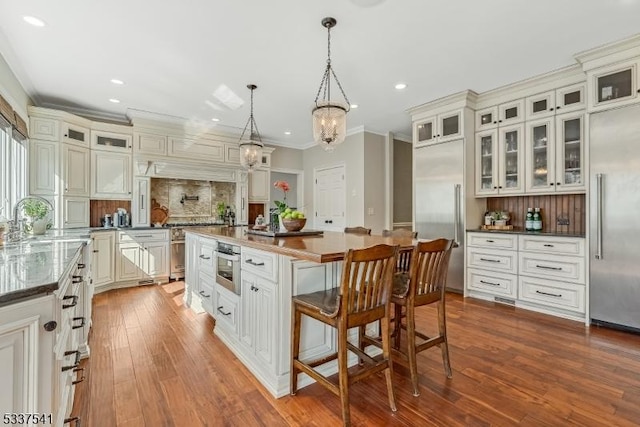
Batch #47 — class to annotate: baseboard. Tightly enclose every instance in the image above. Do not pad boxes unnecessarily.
[94,277,169,294]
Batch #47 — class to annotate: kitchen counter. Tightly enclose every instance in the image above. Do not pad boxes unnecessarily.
[188,226,417,263]
[467,228,585,238]
[0,230,91,306]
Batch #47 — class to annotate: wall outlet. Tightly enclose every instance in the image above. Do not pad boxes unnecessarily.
[557,216,570,226]
[367,207,374,215]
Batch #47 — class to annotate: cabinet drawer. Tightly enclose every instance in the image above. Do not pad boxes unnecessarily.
[198,240,216,272]
[118,230,168,243]
[467,232,517,250]
[215,285,239,334]
[518,276,585,313]
[198,272,215,315]
[519,235,585,256]
[466,247,517,274]
[467,268,517,298]
[242,246,278,282]
[519,252,585,284]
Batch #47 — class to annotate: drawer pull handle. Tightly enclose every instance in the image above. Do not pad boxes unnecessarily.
[217,306,231,316]
[64,416,80,426]
[72,275,83,284]
[543,244,554,247]
[479,280,500,287]
[72,367,85,385]
[485,239,495,243]
[199,254,211,260]
[199,290,211,298]
[134,234,153,238]
[535,290,562,298]
[535,264,562,271]
[72,317,86,329]
[246,259,265,266]
[62,350,81,371]
[62,295,78,309]
[479,258,500,263]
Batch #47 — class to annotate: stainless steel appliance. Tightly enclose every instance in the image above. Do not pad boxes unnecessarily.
[170,226,186,280]
[216,242,241,295]
[590,104,640,332]
[414,140,464,292]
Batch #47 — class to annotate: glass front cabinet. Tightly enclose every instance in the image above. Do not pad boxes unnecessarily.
[587,59,640,112]
[414,109,462,147]
[525,113,584,193]
[475,123,524,196]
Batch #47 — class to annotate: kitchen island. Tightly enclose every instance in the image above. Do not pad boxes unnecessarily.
[184,226,415,398]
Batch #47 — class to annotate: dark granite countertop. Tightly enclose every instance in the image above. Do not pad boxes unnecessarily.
[0,231,91,306]
[466,228,585,238]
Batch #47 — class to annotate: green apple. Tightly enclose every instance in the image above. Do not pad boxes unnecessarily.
[284,208,293,214]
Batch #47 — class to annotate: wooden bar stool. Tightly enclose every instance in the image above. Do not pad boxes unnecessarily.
[382,229,418,276]
[290,244,399,426]
[360,238,454,396]
[344,226,372,235]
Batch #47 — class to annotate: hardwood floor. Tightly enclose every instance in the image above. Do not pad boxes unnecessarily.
[73,282,640,426]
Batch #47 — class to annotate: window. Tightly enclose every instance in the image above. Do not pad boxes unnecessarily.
[0,116,27,219]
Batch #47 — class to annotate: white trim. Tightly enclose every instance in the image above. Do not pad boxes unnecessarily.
[384,132,393,231]
[392,222,412,228]
[393,133,412,143]
[270,167,305,215]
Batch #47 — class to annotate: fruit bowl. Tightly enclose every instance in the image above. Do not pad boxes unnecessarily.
[281,218,306,232]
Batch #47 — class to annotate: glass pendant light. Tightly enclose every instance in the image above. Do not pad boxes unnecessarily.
[239,84,264,171]
[312,17,351,151]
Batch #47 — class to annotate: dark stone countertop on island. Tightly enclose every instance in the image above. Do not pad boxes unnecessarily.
[0,231,91,306]
[466,228,585,238]
[188,226,417,263]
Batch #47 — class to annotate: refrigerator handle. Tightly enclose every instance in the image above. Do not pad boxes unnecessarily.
[595,173,603,260]
[453,184,461,248]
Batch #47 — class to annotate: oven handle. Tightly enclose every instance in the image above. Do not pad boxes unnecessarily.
[216,251,240,262]
[171,240,185,245]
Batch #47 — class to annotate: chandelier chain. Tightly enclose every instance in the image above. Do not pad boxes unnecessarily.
[313,18,350,110]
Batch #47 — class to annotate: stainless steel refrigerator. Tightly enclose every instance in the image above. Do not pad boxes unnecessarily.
[414,140,464,292]
[590,104,640,332]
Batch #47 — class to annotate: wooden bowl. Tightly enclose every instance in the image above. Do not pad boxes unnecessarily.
[282,218,306,232]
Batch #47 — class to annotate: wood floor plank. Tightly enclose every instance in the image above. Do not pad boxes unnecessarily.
[73,283,640,426]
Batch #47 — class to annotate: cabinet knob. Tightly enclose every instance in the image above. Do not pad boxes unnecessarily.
[44,321,57,331]
[550,183,555,186]
[556,182,561,186]
[550,108,554,111]
[556,106,561,110]
[498,186,502,189]
[498,120,503,123]
[493,121,497,124]
[493,186,497,189]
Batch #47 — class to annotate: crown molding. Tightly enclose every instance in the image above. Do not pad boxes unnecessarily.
[575,33,640,68]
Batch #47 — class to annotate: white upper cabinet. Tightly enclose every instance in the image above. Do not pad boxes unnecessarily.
[555,83,586,114]
[133,132,167,156]
[131,177,150,227]
[61,122,90,147]
[91,151,131,199]
[249,169,270,202]
[62,196,89,228]
[29,117,59,141]
[476,99,525,132]
[526,90,556,120]
[414,109,463,146]
[586,59,640,112]
[62,145,90,197]
[168,137,225,162]
[475,123,525,196]
[91,130,133,153]
[525,83,586,120]
[29,140,58,195]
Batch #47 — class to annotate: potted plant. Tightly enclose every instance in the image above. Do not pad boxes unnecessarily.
[491,211,510,226]
[23,199,52,235]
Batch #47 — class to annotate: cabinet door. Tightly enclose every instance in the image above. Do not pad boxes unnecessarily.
[239,271,256,349]
[29,140,58,195]
[475,106,499,132]
[116,244,140,282]
[168,137,225,162]
[61,123,89,146]
[91,151,131,199]
[588,60,639,112]
[249,169,270,202]
[413,116,436,147]
[92,232,115,287]
[555,83,585,114]
[438,109,463,142]
[497,123,524,194]
[143,242,168,278]
[184,234,198,306]
[91,130,132,153]
[254,276,277,371]
[555,113,585,192]
[525,117,555,193]
[63,145,90,197]
[29,117,59,141]
[131,177,150,227]
[525,90,556,120]
[134,133,167,155]
[498,99,525,126]
[62,197,89,228]
[237,180,248,225]
[225,144,241,165]
[475,130,498,196]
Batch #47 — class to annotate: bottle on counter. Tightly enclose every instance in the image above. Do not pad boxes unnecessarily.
[533,207,542,231]
[525,208,534,231]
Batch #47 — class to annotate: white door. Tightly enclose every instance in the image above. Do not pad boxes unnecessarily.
[63,144,90,197]
[91,151,131,199]
[143,242,168,278]
[62,197,89,228]
[92,232,115,287]
[314,165,345,231]
[131,177,150,227]
[29,140,58,195]
[116,244,140,282]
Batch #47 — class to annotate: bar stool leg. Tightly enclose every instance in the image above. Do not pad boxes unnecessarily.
[393,303,403,350]
[290,305,302,395]
[438,300,452,378]
[406,304,420,396]
[337,322,351,426]
[381,311,397,412]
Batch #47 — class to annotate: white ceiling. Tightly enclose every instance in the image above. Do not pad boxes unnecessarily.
[1,0,640,148]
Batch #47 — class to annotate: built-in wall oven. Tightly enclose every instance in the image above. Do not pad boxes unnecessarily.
[216,242,241,295]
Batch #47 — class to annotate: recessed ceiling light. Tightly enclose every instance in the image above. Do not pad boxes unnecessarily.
[109,98,120,103]
[350,104,359,109]
[284,131,292,135]
[23,16,45,27]
[110,79,124,85]
[395,83,407,90]
[211,118,220,122]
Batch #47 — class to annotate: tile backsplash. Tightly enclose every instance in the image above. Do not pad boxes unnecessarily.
[151,178,236,222]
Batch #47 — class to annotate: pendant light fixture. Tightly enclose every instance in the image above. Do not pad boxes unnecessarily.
[239,84,264,172]
[312,17,351,151]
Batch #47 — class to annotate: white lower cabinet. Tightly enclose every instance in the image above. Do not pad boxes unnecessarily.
[115,230,169,284]
[184,233,199,307]
[215,285,239,336]
[62,197,89,228]
[240,270,277,372]
[197,270,216,315]
[92,232,115,287]
[466,232,586,322]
